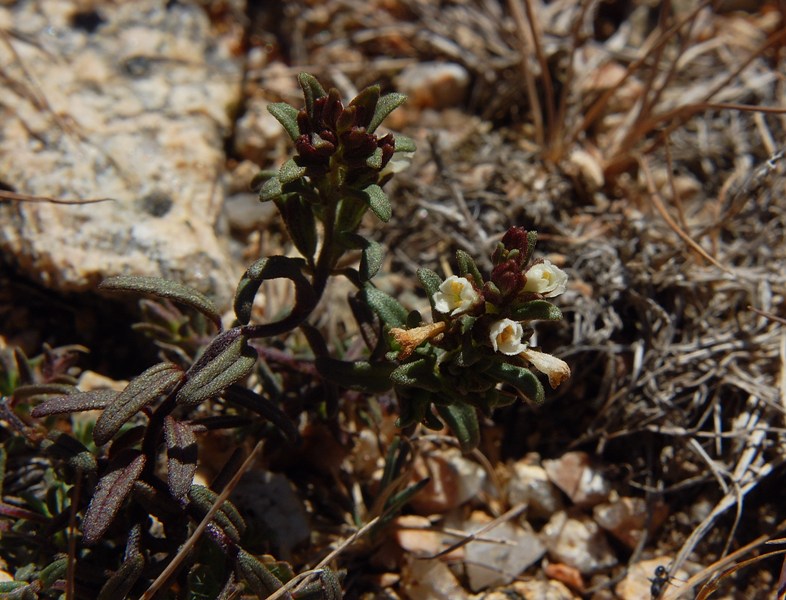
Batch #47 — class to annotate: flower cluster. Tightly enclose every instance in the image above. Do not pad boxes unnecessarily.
[386,227,571,449]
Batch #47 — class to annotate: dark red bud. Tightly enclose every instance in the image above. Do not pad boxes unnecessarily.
[297,110,311,135]
[491,260,525,298]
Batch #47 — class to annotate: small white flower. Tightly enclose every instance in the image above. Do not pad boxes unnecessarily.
[489,318,528,355]
[433,276,480,316]
[523,260,568,297]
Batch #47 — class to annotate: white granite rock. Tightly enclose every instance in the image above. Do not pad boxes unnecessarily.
[508,458,565,518]
[542,451,611,508]
[401,557,470,600]
[463,511,546,592]
[0,0,245,307]
[541,511,617,574]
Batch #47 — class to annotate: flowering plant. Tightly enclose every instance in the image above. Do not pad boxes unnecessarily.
[381,226,571,450]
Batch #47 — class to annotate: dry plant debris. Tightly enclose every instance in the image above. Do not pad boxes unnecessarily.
[2,0,786,598]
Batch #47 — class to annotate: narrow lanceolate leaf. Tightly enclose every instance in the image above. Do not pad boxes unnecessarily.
[359,239,384,282]
[99,276,222,330]
[298,72,327,115]
[97,552,144,600]
[368,92,407,133]
[233,256,312,326]
[267,102,300,142]
[236,550,286,598]
[278,158,307,184]
[93,363,184,446]
[164,416,197,500]
[363,184,391,222]
[39,557,68,589]
[393,134,416,153]
[435,403,480,453]
[510,300,563,322]
[456,250,484,287]
[362,284,408,328]
[259,175,283,201]
[176,336,256,407]
[82,450,146,545]
[31,388,117,418]
[486,362,545,404]
[417,268,442,309]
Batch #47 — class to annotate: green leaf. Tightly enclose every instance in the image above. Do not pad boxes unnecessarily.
[259,176,283,202]
[349,84,380,129]
[233,256,315,327]
[417,268,442,310]
[276,196,317,262]
[365,147,383,170]
[176,335,256,407]
[435,402,479,452]
[278,158,307,185]
[82,450,146,544]
[486,362,545,404]
[164,417,197,500]
[456,250,484,287]
[236,550,284,597]
[93,363,184,446]
[361,284,408,328]
[393,134,416,153]
[390,359,442,392]
[99,276,222,330]
[510,300,563,321]
[363,184,391,222]
[267,102,300,142]
[39,557,67,590]
[523,230,538,266]
[315,358,395,393]
[342,232,384,282]
[298,72,327,115]
[368,92,407,133]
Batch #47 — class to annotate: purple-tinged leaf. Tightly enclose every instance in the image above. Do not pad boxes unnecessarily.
[31,389,117,418]
[164,416,197,500]
[93,363,184,446]
[97,524,145,600]
[176,335,256,407]
[99,275,222,330]
[82,450,146,545]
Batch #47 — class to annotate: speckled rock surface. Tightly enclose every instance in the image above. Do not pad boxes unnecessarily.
[0,0,245,307]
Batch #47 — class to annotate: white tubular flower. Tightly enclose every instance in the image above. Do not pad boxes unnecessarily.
[521,348,571,389]
[433,276,480,316]
[489,318,528,355]
[523,260,568,297]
